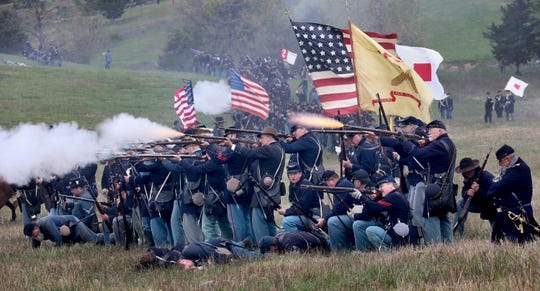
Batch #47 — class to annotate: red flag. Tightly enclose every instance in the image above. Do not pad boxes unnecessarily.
[290,20,398,116]
[230,69,270,120]
[174,80,197,129]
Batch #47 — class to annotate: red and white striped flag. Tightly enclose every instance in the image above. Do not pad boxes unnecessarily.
[230,69,270,120]
[290,20,398,116]
[174,80,197,129]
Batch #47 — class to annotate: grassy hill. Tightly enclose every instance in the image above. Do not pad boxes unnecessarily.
[0,0,516,68]
[419,0,510,62]
[2,1,540,289]
[35,0,511,70]
[2,52,540,291]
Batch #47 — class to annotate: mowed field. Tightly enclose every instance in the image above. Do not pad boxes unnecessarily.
[1,57,540,289]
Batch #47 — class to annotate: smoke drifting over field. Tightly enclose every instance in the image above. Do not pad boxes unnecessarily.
[0,113,180,186]
[193,80,232,115]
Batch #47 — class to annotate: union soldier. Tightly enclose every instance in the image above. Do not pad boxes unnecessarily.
[398,120,456,244]
[381,116,428,196]
[484,92,494,124]
[277,162,320,233]
[174,145,233,242]
[23,214,104,249]
[280,124,325,185]
[487,145,538,243]
[219,127,254,242]
[352,176,416,252]
[452,157,495,235]
[222,126,286,244]
[135,237,262,271]
[258,231,330,254]
[315,170,356,251]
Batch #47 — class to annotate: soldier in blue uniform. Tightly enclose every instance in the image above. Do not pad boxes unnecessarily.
[486,145,538,243]
[277,162,320,232]
[398,120,456,244]
[23,214,104,249]
[352,176,415,252]
[280,124,324,184]
[176,145,233,242]
[452,157,495,235]
[315,170,356,251]
[222,126,285,244]
[219,128,254,242]
[132,158,175,246]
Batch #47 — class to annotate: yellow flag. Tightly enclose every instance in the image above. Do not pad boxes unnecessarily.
[350,22,434,123]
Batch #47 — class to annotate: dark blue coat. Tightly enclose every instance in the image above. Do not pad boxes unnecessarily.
[179,158,226,194]
[234,141,285,209]
[380,128,429,186]
[354,189,409,226]
[461,169,494,202]
[210,143,254,206]
[487,157,533,213]
[280,131,323,173]
[133,159,176,218]
[323,178,355,221]
[402,133,455,176]
[284,177,320,217]
[162,150,205,216]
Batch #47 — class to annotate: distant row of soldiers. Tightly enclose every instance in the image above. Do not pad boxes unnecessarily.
[22,42,62,67]
[484,90,516,123]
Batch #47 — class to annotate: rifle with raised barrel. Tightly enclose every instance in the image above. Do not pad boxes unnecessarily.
[452,147,493,233]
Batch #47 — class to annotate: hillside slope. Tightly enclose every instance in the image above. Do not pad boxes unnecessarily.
[79,0,510,70]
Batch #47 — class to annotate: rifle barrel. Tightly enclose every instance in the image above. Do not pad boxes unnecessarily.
[300,185,355,192]
[112,154,205,160]
[223,128,290,138]
[58,194,112,207]
[312,128,428,141]
[186,134,259,144]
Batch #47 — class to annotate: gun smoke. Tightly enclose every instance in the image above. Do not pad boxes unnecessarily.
[192,79,232,115]
[0,113,179,186]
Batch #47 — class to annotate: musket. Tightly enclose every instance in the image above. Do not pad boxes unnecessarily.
[184,134,259,145]
[290,200,329,235]
[452,147,493,234]
[312,128,429,142]
[148,140,200,147]
[79,176,113,233]
[221,128,290,138]
[111,158,133,250]
[111,154,206,160]
[58,194,112,207]
[300,184,379,195]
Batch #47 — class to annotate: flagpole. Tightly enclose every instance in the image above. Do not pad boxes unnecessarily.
[348,19,363,126]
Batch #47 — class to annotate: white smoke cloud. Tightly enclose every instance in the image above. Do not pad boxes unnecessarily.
[0,113,180,186]
[193,79,232,115]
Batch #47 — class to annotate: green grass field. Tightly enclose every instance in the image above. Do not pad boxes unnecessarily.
[1,58,540,289]
[1,0,540,288]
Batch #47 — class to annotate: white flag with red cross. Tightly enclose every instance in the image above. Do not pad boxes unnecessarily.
[504,76,528,97]
[280,48,298,65]
[395,44,446,100]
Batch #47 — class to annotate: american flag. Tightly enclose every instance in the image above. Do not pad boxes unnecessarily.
[174,80,197,129]
[229,69,270,120]
[291,21,397,116]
